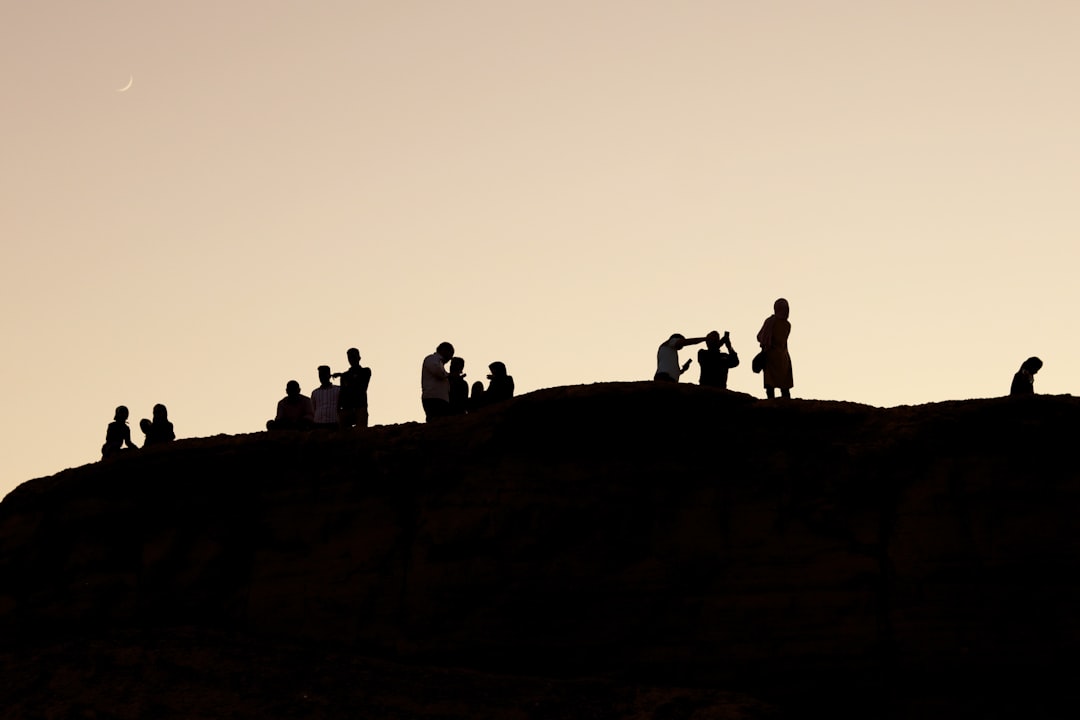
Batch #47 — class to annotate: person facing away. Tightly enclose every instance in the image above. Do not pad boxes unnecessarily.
[311,365,342,429]
[266,380,315,430]
[1010,356,1043,396]
[421,341,455,421]
[756,298,793,399]
[654,333,708,382]
[483,361,515,406]
[141,403,175,446]
[448,356,470,415]
[698,331,740,389]
[102,405,138,459]
[139,418,153,444]
[333,348,372,429]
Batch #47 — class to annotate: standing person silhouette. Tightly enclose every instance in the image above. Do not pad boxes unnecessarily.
[311,365,341,429]
[697,331,740,389]
[756,298,793,399]
[654,333,708,382]
[333,348,371,429]
[448,357,469,415]
[1010,357,1043,396]
[421,342,455,421]
[101,405,138,458]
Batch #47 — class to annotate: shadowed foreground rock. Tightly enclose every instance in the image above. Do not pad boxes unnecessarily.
[2,383,1079,718]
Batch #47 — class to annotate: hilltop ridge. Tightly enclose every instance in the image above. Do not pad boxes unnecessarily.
[2,383,1078,718]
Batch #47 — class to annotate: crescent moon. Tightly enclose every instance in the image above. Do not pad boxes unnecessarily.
[116,75,134,93]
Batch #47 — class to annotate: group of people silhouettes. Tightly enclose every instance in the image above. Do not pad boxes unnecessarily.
[100,404,175,459]
[266,348,373,431]
[101,298,1047,459]
[422,342,515,421]
[656,297,792,398]
[653,297,1044,400]
[261,343,516,431]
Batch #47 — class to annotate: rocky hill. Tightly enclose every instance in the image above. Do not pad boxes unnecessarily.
[1,383,1078,719]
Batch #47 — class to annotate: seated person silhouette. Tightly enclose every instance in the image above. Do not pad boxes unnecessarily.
[469,380,486,412]
[266,380,315,430]
[655,333,708,382]
[449,357,469,415]
[140,403,176,446]
[697,330,740,389]
[483,361,515,406]
[1010,356,1043,396]
[101,405,138,459]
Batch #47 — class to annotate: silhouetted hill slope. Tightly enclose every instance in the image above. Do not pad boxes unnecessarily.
[2,383,1079,719]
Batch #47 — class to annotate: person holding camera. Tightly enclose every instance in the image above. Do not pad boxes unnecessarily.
[697,330,739,389]
[333,347,372,428]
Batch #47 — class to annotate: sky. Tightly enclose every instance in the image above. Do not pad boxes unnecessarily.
[3,0,1079,498]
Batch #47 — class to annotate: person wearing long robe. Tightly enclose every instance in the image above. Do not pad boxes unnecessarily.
[756,298,793,399]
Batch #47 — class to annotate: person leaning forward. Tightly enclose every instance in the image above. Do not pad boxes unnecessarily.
[421,341,455,421]
[654,333,708,382]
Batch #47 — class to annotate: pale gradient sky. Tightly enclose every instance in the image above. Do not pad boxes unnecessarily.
[3,1,1078,498]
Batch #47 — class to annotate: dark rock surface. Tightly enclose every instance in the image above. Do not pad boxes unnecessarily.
[2,383,1078,718]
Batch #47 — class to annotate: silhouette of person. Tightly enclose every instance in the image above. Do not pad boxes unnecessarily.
[698,331,740,389]
[333,348,372,429]
[654,333,708,382]
[421,342,455,421]
[101,405,138,458]
[140,403,175,446]
[266,380,315,430]
[448,357,470,415]
[1010,356,1043,396]
[311,365,341,429]
[469,380,486,411]
[483,361,515,406]
[756,298,793,399]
